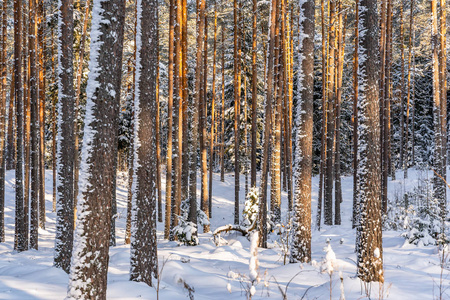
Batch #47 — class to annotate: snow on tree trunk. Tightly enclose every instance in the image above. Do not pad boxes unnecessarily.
[54,0,75,273]
[290,0,314,264]
[66,0,125,296]
[29,0,39,250]
[129,0,158,286]
[0,0,7,243]
[356,0,384,283]
[13,0,27,253]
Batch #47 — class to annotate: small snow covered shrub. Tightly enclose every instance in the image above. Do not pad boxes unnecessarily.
[401,179,442,246]
[173,200,210,246]
[274,220,292,265]
[385,175,446,246]
[243,187,259,227]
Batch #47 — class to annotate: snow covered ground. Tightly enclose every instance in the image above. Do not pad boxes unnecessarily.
[0,168,448,299]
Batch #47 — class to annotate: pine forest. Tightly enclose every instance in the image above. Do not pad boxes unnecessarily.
[0,0,449,298]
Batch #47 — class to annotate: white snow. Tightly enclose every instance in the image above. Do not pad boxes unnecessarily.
[0,168,449,299]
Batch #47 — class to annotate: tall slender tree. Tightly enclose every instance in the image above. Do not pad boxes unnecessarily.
[54,0,75,273]
[67,0,125,295]
[250,0,257,188]
[0,0,6,243]
[14,0,27,252]
[290,0,314,263]
[356,0,383,282]
[233,0,240,225]
[130,0,158,284]
[29,0,39,250]
[259,0,276,248]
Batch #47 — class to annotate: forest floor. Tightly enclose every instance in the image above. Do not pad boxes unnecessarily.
[0,168,449,299]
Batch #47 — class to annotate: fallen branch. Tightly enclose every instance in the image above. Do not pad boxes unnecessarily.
[212,221,257,245]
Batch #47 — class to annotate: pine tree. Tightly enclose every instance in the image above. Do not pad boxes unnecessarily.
[67,0,125,295]
[356,0,383,282]
[54,0,75,273]
[290,0,314,263]
[259,0,276,248]
[14,0,27,252]
[29,0,39,250]
[130,0,158,284]
[233,0,240,225]
[37,0,45,229]
[352,0,359,229]
[164,0,174,239]
[0,0,6,243]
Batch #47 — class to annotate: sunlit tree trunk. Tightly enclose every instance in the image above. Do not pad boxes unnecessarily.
[165,0,174,239]
[356,0,383,282]
[290,0,314,263]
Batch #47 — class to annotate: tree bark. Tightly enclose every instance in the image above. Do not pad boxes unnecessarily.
[129,0,158,284]
[290,0,314,263]
[14,0,27,252]
[356,0,383,282]
[54,0,75,273]
[67,0,125,295]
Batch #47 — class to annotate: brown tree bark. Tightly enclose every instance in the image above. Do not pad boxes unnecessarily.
[0,0,6,243]
[258,0,276,248]
[233,0,240,225]
[67,0,125,294]
[316,0,326,230]
[73,0,91,218]
[129,0,159,284]
[208,2,217,218]
[14,0,27,252]
[220,20,225,183]
[356,0,383,282]
[250,0,257,188]
[200,10,209,232]
[352,0,359,229]
[37,0,45,229]
[289,0,314,263]
[29,0,39,250]
[54,0,75,273]
[165,0,174,239]
[324,0,336,226]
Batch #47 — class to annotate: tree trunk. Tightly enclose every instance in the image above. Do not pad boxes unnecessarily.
[200,10,209,232]
[14,0,27,252]
[250,0,257,188]
[54,0,75,273]
[352,0,359,229]
[129,0,158,284]
[438,0,446,195]
[0,0,6,243]
[67,0,125,295]
[316,0,326,230]
[324,0,336,226]
[290,0,314,263]
[164,0,174,239]
[73,0,91,219]
[258,0,276,248]
[208,2,217,218]
[233,0,240,225]
[356,0,383,282]
[37,0,45,229]
[220,20,225,183]
[29,0,39,250]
